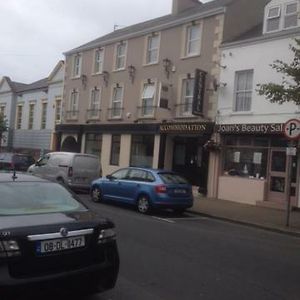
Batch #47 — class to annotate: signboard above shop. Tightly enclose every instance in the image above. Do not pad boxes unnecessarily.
[216,123,284,135]
[159,122,214,134]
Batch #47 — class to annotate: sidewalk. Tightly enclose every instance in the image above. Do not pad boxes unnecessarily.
[188,194,300,237]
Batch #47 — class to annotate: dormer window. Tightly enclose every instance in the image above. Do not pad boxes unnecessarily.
[284,2,298,29]
[264,1,299,33]
[266,6,281,32]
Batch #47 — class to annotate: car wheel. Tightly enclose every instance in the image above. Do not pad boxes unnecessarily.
[57,177,64,185]
[137,195,151,214]
[91,187,102,203]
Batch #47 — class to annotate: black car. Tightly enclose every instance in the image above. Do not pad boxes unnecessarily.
[0,173,119,294]
[0,153,35,172]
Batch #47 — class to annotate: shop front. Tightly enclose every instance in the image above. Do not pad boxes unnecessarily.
[216,123,300,208]
[159,122,214,194]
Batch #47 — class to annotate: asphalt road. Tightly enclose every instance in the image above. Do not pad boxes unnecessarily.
[15,194,300,300]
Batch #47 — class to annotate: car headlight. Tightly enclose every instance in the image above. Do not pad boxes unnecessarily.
[98,229,116,244]
[0,240,21,257]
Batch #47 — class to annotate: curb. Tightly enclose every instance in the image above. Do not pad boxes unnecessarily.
[187,209,300,238]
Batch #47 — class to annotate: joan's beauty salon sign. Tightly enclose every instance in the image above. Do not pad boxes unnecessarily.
[216,123,284,134]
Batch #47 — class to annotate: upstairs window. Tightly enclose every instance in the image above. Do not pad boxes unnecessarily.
[111,86,123,118]
[234,70,254,112]
[146,34,159,64]
[72,54,82,77]
[93,48,104,74]
[185,23,201,57]
[55,97,62,124]
[28,103,35,130]
[16,105,23,129]
[88,87,101,119]
[284,2,298,28]
[41,102,47,129]
[266,6,281,32]
[141,83,155,116]
[181,78,194,115]
[115,42,127,70]
[0,105,5,117]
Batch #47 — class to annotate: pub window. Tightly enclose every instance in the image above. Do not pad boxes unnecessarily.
[85,133,102,156]
[130,134,154,168]
[223,136,268,179]
[110,135,120,166]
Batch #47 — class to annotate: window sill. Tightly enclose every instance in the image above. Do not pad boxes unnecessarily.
[113,68,126,73]
[181,53,201,60]
[143,62,159,67]
[229,111,253,116]
[174,115,198,119]
[91,72,103,76]
[71,76,81,80]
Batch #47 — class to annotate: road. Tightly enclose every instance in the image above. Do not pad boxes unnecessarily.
[16,194,300,300]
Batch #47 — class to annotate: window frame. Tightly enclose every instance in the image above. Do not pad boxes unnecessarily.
[111,85,124,118]
[41,101,48,129]
[183,22,202,58]
[72,53,82,78]
[181,77,195,116]
[145,33,160,65]
[16,104,23,129]
[140,82,156,117]
[0,104,6,117]
[284,1,299,29]
[114,41,127,71]
[93,48,104,74]
[55,97,62,124]
[28,102,35,130]
[233,70,254,113]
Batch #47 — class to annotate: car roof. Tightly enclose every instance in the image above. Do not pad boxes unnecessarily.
[123,167,174,174]
[0,172,48,183]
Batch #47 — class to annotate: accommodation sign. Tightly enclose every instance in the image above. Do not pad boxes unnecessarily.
[216,123,284,134]
[160,122,213,134]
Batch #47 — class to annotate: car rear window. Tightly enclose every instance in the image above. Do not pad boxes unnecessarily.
[0,182,86,216]
[73,156,100,170]
[158,173,189,184]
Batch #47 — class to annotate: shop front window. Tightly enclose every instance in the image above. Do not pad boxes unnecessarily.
[223,137,268,178]
[130,135,154,168]
[85,134,102,156]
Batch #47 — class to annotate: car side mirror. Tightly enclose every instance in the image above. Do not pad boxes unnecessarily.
[106,174,113,180]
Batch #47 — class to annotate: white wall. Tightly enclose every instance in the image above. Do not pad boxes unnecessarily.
[218,35,300,124]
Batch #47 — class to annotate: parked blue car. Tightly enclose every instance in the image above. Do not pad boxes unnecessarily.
[90,167,194,214]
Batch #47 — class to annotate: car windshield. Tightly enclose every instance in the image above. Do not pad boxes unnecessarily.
[0,182,86,216]
[158,173,189,184]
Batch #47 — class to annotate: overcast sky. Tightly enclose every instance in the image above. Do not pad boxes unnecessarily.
[0,0,210,84]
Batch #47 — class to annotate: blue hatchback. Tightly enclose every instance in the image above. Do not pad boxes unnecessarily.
[90,167,194,214]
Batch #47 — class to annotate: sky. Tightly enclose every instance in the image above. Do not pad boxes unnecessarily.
[0,0,210,84]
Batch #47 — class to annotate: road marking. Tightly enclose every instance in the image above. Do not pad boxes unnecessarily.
[169,216,208,221]
[152,217,175,223]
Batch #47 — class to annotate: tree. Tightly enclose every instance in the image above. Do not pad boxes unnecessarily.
[0,114,8,150]
[257,38,300,106]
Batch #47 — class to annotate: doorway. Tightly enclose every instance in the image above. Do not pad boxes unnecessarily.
[172,137,209,194]
[267,148,298,205]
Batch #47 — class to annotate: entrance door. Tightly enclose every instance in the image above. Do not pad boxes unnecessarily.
[172,138,208,193]
[268,149,298,205]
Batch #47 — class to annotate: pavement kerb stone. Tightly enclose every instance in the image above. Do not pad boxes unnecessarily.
[187,209,300,238]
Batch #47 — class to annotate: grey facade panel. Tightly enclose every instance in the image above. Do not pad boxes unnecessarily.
[13,130,52,150]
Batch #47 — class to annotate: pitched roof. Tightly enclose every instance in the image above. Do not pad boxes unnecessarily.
[15,78,48,93]
[65,0,233,55]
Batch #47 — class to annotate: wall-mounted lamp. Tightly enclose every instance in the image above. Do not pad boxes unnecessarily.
[212,78,227,91]
[163,58,172,79]
[102,71,109,87]
[116,83,120,88]
[128,65,136,83]
[187,73,191,79]
[81,74,87,89]
[147,78,152,84]
[215,61,227,69]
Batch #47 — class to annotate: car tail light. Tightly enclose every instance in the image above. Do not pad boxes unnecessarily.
[98,229,116,244]
[68,166,73,177]
[0,240,21,257]
[155,185,167,193]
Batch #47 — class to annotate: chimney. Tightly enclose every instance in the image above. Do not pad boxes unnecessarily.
[172,0,201,15]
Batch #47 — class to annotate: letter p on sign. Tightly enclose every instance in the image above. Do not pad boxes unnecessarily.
[283,119,300,140]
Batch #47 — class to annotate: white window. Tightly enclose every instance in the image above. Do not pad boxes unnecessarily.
[72,54,82,77]
[185,24,201,57]
[146,34,159,64]
[111,86,123,118]
[41,102,47,129]
[234,70,254,112]
[89,87,101,118]
[266,6,281,32]
[28,103,35,130]
[181,78,194,115]
[16,105,23,129]
[55,97,62,123]
[115,42,127,70]
[94,48,104,74]
[284,2,298,29]
[69,90,79,119]
[141,83,156,116]
[0,105,5,117]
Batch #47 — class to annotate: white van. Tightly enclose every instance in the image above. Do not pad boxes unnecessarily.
[28,152,101,190]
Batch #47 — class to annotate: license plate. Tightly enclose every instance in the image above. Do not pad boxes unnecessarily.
[174,189,186,194]
[36,236,85,254]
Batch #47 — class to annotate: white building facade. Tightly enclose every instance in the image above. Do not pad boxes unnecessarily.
[215,0,300,208]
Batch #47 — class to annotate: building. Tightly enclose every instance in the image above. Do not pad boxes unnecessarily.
[57,0,269,196]
[0,61,64,157]
[215,0,300,208]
